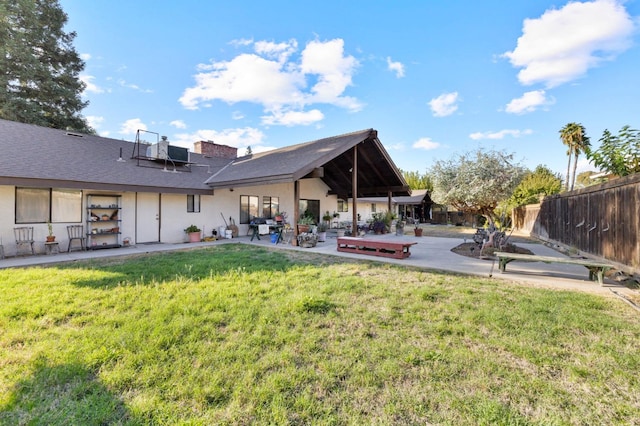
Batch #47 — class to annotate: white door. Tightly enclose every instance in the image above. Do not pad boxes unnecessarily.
[136,192,160,243]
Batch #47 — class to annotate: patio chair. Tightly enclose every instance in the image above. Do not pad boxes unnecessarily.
[14,227,35,255]
[67,225,86,252]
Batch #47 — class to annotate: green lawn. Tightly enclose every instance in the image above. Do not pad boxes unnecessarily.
[0,244,638,425]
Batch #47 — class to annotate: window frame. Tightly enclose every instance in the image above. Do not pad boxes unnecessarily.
[187,194,201,213]
[337,199,348,212]
[262,196,279,219]
[15,187,82,224]
[240,195,259,224]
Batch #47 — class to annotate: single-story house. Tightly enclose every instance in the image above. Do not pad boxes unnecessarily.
[0,119,410,256]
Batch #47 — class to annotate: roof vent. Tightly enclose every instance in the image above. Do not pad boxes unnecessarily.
[66,132,84,138]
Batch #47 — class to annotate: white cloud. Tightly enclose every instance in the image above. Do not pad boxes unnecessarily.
[119,118,147,135]
[505,90,554,114]
[429,92,459,117]
[118,79,153,93]
[254,39,298,63]
[170,120,187,129]
[86,115,104,129]
[229,38,253,48]
[232,111,245,120]
[179,38,361,126]
[412,137,441,150]
[469,129,533,140]
[386,57,405,78]
[80,75,104,94]
[262,109,324,126]
[172,127,265,150]
[80,53,91,61]
[503,0,635,88]
[299,39,361,109]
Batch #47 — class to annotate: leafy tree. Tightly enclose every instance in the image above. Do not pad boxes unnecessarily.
[559,122,590,191]
[0,0,92,132]
[509,165,562,207]
[400,169,433,190]
[586,125,640,177]
[429,149,526,224]
[575,170,606,188]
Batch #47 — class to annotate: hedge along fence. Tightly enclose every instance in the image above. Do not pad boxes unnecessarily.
[513,173,640,271]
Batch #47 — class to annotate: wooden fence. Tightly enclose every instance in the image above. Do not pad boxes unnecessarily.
[513,173,640,271]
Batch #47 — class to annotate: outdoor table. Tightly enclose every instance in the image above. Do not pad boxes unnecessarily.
[249,224,284,244]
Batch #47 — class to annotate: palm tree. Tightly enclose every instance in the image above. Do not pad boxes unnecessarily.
[559,123,590,191]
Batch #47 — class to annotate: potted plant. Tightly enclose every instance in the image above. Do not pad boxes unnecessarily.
[297,214,315,233]
[46,221,55,242]
[414,222,423,237]
[316,222,328,242]
[371,212,386,234]
[322,210,332,223]
[184,225,202,242]
[274,211,286,223]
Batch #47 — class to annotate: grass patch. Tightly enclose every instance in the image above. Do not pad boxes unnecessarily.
[0,244,638,424]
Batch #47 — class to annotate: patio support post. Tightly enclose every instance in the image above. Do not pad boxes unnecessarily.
[388,190,392,212]
[293,180,300,245]
[352,145,358,234]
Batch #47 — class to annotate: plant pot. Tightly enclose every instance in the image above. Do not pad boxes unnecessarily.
[46,236,56,242]
[317,231,327,242]
[188,231,201,243]
[414,228,423,237]
[336,229,346,237]
[297,224,310,233]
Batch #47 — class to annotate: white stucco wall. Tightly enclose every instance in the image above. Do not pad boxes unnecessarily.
[1,185,89,256]
[0,178,339,256]
[159,193,216,243]
[212,179,337,236]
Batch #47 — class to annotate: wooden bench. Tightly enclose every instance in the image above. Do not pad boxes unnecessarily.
[337,237,417,259]
[494,252,613,285]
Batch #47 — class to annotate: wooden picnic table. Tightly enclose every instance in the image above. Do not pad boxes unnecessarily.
[337,237,417,259]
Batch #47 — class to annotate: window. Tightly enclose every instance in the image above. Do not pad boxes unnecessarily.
[16,187,82,224]
[187,194,201,213]
[262,196,279,218]
[240,195,259,224]
[52,189,82,222]
[371,203,377,213]
[337,199,348,212]
[299,199,320,223]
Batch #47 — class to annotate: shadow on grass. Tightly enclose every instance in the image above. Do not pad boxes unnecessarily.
[52,244,344,289]
[0,358,132,425]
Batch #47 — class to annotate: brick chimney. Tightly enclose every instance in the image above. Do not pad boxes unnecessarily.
[193,140,238,159]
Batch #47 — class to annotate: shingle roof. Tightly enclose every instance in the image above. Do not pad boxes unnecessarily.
[0,120,410,197]
[0,119,228,193]
[205,128,410,197]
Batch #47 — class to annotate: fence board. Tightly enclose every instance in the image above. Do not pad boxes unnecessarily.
[513,174,640,270]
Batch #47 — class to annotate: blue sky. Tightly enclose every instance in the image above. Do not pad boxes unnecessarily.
[60,0,639,178]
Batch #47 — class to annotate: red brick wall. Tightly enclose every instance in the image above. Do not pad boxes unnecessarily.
[194,141,237,159]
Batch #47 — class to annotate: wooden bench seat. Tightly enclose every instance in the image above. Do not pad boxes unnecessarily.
[494,252,613,285]
[337,237,417,259]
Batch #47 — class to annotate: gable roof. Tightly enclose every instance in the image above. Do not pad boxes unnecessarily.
[205,128,410,198]
[0,120,410,197]
[0,119,227,194]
